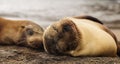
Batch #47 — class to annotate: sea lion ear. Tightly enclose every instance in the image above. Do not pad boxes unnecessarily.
[21,26,25,29]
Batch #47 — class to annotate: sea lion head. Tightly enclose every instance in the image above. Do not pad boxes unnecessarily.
[0,18,44,49]
[17,22,44,49]
[43,18,80,55]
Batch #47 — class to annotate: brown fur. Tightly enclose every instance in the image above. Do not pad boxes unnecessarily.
[0,17,44,49]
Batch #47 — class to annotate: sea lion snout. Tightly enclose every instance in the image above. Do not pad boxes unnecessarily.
[29,39,43,49]
[43,27,59,54]
[44,37,65,55]
[23,26,44,49]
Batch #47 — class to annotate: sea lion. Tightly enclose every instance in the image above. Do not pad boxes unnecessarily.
[0,17,44,49]
[43,16,119,57]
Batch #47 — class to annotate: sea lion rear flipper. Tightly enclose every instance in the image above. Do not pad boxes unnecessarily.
[74,16,103,24]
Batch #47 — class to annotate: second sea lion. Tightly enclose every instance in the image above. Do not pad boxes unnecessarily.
[0,17,44,49]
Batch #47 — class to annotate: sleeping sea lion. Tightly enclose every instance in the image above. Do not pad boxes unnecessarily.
[43,16,119,57]
[0,17,44,49]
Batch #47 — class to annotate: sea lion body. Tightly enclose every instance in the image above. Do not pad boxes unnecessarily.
[66,17,117,56]
[0,17,44,49]
[43,16,118,56]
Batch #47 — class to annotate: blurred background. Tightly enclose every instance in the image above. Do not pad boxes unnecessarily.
[0,0,120,41]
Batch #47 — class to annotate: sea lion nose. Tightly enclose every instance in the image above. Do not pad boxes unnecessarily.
[44,38,63,55]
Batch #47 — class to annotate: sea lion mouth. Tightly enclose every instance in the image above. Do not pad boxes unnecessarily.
[28,40,43,48]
